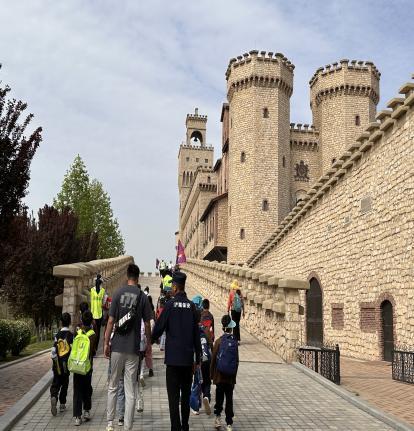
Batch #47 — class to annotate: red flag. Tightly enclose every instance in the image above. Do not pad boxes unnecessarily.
[156,258,160,269]
[176,240,187,264]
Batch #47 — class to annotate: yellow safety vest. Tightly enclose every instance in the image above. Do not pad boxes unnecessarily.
[90,287,105,319]
[163,275,173,289]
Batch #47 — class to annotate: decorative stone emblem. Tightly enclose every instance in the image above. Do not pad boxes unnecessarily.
[294,160,309,181]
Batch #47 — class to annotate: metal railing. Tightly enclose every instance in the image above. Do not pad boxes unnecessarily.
[299,344,341,385]
[392,347,414,384]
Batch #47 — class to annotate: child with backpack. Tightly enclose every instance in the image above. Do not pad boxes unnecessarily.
[200,299,214,414]
[69,310,97,426]
[210,315,239,431]
[50,313,74,416]
[227,281,244,344]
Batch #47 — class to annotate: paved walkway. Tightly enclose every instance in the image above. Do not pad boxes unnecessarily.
[11,277,395,430]
[0,351,51,416]
[341,356,414,426]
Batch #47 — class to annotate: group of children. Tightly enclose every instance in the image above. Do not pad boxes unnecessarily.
[50,279,239,431]
[189,296,239,431]
[50,287,155,427]
[50,308,97,425]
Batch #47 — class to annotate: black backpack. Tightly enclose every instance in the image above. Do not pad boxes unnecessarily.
[116,290,142,335]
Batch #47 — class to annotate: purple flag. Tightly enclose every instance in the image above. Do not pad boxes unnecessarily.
[176,240,187,264]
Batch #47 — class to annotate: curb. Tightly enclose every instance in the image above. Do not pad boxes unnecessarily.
[0,369,52,431]
[0,348,50,370]
[292,362,414,431]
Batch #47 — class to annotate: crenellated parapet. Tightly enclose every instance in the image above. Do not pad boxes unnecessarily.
[290,123,319,151]
[226,50,295,101]
[310,59,380,106]
[179,143,214,152]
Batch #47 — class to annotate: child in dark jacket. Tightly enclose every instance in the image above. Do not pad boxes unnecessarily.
[50,313,74,416]
[72,310,97,426]
[210,315,239,431]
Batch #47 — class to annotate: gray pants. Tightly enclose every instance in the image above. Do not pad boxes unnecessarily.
[107,352,139,430]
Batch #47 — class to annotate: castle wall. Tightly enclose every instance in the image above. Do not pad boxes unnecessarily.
[249,85,414,360]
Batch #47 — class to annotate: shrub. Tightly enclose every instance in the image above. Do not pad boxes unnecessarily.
[0,320,13,357]
[0,319,32,357]
[10,321,31,355]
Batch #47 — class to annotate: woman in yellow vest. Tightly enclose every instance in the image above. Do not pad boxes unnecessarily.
[90,274,106,349]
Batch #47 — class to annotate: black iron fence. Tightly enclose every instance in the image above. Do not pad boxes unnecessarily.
[299,344,340,385]
[392,347,414,384]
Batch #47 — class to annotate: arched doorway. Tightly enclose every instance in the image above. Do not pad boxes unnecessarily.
[306,278,323,347]
[381,300,394,362]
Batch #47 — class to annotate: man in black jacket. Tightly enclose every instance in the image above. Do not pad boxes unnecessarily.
[152,271,201,431]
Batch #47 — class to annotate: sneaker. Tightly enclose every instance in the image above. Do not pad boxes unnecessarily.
[203,397,211,415]
[136,398,144,412]
[140,375,146,387]
[191,408,200,415]
[83,410,90,421]
[148,368,154,377]
[226,426,233,431]
[118,417,124,426]
[50,397,57,416]
[214,415,222,429]
[106,421,114,431]
[59,404,66,413]
[74,417,82,426]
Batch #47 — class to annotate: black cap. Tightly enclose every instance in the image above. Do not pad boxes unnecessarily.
[172,271,187,286]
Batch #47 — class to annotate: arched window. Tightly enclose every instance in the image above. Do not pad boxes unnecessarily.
[262,199,269,211]
[240,152,246,163]
[355,115,360,126]
[182,172,186,185]
[332,158,336,165]
[263,107,269,118]
[240,228,245,239]
[282,156,286,168]
[207,176,211,184]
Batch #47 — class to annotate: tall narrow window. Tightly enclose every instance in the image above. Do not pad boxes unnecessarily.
[263,107,269,118]
[240,151,246,163]
[207,176,211,184]
[332,158,336,165]
[262,199,269,211]
[282,156,286,167]
[205,158,208,163]
[240,228,245,239]
[355,115,360,126]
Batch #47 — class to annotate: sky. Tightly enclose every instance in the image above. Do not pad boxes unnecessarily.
[0,0,412,270]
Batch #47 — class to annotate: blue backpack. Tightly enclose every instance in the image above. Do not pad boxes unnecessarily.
[216,334,238,376]
[232,293,242,312]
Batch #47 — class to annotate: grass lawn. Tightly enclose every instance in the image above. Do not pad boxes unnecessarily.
[0,339,51,364]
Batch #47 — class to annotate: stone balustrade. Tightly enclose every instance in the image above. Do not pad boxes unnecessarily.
[53,255,134,327]
[183,258,309,362]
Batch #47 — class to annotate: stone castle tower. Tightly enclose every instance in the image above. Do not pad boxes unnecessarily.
[178,108,213,212]
[310,60,380,172]
[226,51,294,264]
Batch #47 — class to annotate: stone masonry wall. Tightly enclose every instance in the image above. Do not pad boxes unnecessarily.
[183,258,308,362]
[248,80,414,360]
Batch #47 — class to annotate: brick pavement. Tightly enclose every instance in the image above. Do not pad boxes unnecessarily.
[0,351,51,416]
[341,356,414,426]
[11,277,395,430]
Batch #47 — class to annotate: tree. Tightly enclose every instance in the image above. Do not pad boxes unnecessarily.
[53,155,94,235]
[3,205,98,327]
[0,68,42,288]
[54,156,125,259]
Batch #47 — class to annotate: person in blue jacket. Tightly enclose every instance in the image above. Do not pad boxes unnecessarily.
[151,271,201,431]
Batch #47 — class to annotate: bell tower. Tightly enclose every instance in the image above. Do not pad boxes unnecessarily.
[178,108,213,213]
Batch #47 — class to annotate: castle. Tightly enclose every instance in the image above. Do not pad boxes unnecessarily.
[177,50,414,361]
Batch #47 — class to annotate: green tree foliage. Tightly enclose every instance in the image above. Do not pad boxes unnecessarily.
[90,179,125,258]
[0,68,42,288]
[54,155,125,259]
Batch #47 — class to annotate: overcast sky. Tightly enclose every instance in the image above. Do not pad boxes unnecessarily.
[0,0,412,270]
